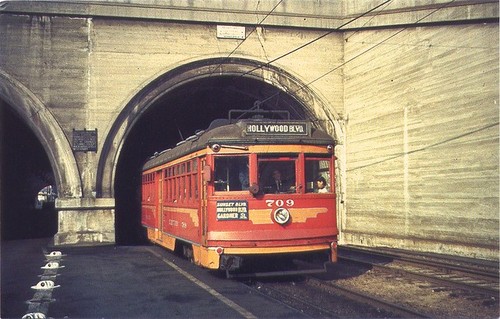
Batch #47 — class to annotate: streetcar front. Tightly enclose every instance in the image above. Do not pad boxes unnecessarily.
[202,120,338,277]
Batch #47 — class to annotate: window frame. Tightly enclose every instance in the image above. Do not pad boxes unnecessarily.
[257,154,298,194]
[305,155,334,194]
[212,155,250,193]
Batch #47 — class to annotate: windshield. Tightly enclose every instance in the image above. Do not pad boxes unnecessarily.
[258,156,296,194]
[214,156,249,191]
[212,154,332,194]
[305,157,332,193]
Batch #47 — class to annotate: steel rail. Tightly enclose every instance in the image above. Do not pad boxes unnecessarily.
[248,276,431,318]
[306,278,430,318]
[248,280,339,318]
[339,255,499,298]
[340,246,499,281]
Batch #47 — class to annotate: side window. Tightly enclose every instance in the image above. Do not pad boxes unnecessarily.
[193,159,199,199]
[142,173,155,202]
[162,160,199,204]
[214,156,249,192]
[305,157,331,193]
[258,156,296,194]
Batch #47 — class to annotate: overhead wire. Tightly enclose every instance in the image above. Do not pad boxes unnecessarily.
[258,0,458,107]
[344,0,394,42]
[210,0,283,75]
[240,0,392,79]
[190,0,461,129]
[241,0,393,120]
[168,0,284,137]
[205,0,391,120]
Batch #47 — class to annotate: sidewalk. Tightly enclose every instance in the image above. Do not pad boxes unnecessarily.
[1,238,306,319]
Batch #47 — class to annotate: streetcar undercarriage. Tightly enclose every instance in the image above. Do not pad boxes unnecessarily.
[220,250,331,278]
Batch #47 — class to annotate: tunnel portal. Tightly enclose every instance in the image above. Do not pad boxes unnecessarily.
[114,75,308,244]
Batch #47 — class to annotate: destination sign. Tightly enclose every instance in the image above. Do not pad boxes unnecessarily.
[216,200,248,221]
[245,123,309,136]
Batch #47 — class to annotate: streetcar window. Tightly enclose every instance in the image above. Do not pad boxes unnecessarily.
[258,156,296,194]
[162,159,199,204]
[193,159,199,200]
[214,156,249,192]
[142,173,155,202]
[163,168,171,201]
[181,175,186,201]
[305,158,331,193]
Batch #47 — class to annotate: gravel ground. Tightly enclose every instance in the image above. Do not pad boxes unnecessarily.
[250,259,499,319]
[331,266,499,318]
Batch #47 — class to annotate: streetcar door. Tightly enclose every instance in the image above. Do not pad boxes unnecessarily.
[141,171,160,234]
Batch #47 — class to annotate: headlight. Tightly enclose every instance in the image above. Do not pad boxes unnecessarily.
[273,208,290,225]
[211,144,221,152]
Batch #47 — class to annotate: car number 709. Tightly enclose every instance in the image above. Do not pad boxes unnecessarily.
[265,199,295,207]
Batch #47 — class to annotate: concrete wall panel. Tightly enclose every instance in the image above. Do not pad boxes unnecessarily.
[343,23,499,259]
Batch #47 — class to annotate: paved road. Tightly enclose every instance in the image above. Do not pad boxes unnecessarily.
[2,238,307,318]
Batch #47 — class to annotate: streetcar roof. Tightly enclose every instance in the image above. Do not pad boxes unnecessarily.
[143,118,334,171]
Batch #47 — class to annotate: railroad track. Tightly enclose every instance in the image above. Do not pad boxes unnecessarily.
[245,277,430,318]
[248,279,339,318]
[305,277,431,318]
[240,247,498,318]
[338,246,499,300]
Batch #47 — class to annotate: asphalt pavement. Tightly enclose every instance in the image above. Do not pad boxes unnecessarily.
[1,238,307,319]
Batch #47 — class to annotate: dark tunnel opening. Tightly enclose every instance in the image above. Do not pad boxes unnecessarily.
[0,102,58,241]
[114,75,307,245]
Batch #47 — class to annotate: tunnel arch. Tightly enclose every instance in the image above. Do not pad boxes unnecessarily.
[0,70,82,199]
[97,57,344,198]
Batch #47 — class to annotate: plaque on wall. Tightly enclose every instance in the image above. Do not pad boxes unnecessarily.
[216,25,246,40]
[72,129,98,152]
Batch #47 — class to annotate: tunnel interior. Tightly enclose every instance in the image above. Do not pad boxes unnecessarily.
[0,102,58,241]
[115,75,308,245]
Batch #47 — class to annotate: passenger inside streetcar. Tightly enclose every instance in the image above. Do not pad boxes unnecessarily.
[316,175,329,193]
[259,159,296,194]
[268,170,288,193]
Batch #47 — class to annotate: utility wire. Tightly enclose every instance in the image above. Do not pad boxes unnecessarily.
[186,1,283,109]
[240,0,392,78]
[260,0,457,106]
[345,0,394,42]
[226,0,283,58]
[210,0,283,75]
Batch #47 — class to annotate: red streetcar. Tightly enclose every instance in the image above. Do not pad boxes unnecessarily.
[141,110,338,277]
